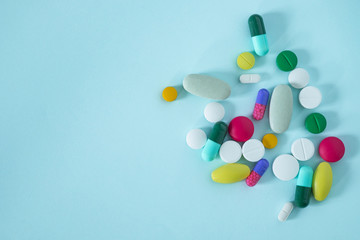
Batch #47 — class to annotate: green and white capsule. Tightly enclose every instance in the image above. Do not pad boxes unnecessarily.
[202,122,228,161]
[295,166,314,208]
[248,14,269,56]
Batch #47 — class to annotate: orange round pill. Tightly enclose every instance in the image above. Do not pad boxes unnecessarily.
[262,133,278,149]
[162,87,177,102]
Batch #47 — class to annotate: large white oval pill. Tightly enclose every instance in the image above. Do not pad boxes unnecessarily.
[239,74,261,83]
[288,68,309,89]
[186,129,207,149]
[278,202,294,222]
[242,139,265,162]
[299,86,322,109]
[219,140,242,163]
[273,154,299,181]
[269,85,293,134]
[204,102,225,123]
[291,138,315,161]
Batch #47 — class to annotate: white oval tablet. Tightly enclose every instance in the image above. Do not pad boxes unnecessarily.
[186,129,207,149]
[239,74,261,83]
[288,68,309,89]
[278,202,294,222]
[204,102,225,123]
[291,138,315,161]
[219,140,242,163]
[242,139,265,162]
[299,86,322,109]
[272,154,299,181]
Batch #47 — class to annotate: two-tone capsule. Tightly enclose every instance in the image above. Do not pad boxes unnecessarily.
[248,14,269,56]
[253,88,269,120]
[246,158,269,186]
[295,166,313,208]
[202,121,228,161]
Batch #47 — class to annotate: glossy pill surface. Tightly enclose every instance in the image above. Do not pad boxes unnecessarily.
[305,113,327,134]
[204,102,225,123]
[269,85,293,133]
[319,136,345,162]
[240,74,261,83]
[162,87,178,102]
[246,159,269,186]
[276,50,298,71]
[248,14,269,56]
[228,116,254,142]
[262,133,277,149]
[186,129,207,149]
[278,202,294,222]
[211,163,250,184]
[237,52,255,70]
[242,139,265,162]
[312,162,333,201]
[291,138,315,161]
[219,140,242,163]
[295,166,313,208]
[299,86,322,109]
[202,122,228,161]
[273,154,299,181]
[253,88,269,120]
[288,68,309,89]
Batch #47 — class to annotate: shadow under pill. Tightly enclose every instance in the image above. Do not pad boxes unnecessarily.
[262,12,289,49]
[174,84,188,100]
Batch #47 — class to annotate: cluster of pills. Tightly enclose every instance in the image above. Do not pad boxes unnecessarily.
[162,14,346,222]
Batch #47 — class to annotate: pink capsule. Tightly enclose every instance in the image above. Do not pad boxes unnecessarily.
[246,159,269,187]
[252,89,269,120]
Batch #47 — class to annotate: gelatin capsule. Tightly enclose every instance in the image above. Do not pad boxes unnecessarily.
[253,88,269,120]
[248,14,269,56]
[246,159,269,187]
[202,122,228,161]
[295,166,313,208]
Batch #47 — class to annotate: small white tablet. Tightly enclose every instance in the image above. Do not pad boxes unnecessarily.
[272,154,299,181]
[219,140,242,163]
[291,138,315,161]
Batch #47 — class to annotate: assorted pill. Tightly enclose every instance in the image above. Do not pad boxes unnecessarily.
[272,154,299,181]
[202,122,228,161]
[211,163,250,184]
[312,162,333,201]
[253,88,269,120]
[269,85,293,133]
[319,136,345,162]
[162,86,178,102]
[278,202,294,222]
[186,129,207,149]
[237,52,255,70]
[219,140,242,163]
[291,138,315,161]
[240,74,261,83]
[228,116,254,142]
[262,133,278,149]
[246,159,269,187]
[242,139,265,162]
[276,50,298,71]
[248,14,269,56]
[305,112,327,134]
[204,102,225,123]
[299,86,322,109]
[288,68,309,89]
[294,166,313,208]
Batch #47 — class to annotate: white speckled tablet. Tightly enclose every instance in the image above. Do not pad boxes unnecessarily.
[183,74,231,100]
[239,74,261,83]
[288,68,309,89]
[273,154,299,181]
[242,139,265,162]
[186,129,207,149]
[269,85,293,134]
[204,102,225,123]
[299,86,322,109]
[219,140,242,163]
[278,202,294,222]
[291,138,315,161]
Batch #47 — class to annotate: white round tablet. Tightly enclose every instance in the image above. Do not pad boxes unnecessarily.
[291,138,315,161]
[299,86,322,109]
[288,68,309,89]
[204,102,225,123]
[186,129,207,149]
[272,154,299,181]
[242,139,265,162]
[219,140,242,163]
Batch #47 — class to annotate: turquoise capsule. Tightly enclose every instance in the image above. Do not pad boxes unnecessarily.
[248,14,269,56]
[202,122,228,161]
[295,166,313,208]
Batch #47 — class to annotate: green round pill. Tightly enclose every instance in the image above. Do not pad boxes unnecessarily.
[276,50,298,71]
[305,113,327,134]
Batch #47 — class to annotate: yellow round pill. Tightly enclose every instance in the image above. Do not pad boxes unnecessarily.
[162,87,178,102]
[262,133,278,149]
[237,52,255,70]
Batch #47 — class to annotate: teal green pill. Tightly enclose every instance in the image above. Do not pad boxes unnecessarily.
[295,166,313,208]
[202,121,228,161]
[305,113,327,134]
[276,50,298,71]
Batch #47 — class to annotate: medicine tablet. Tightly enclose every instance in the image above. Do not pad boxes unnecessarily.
[240,74,261,83]
[291,138,315,161]
[219,140,242,163]
[186,129,207,149]
[305,113,327,134]
[299,86,322,109]
[276,50,298,72]
[262,133,277,149]
[204,102,225,123]
[162,87,178,102]
[278,202,294,222]
[319,136,345,162]
[237,52,255,70]
[288,68,309,89]
[242,139,265,162]
[273,154,299,181]
[228,116,254,142]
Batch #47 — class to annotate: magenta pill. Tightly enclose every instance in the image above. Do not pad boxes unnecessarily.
[246,159,269,187]
[253,88,269,120]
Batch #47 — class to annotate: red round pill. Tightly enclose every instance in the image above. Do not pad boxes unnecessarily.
[319,136,345,162]
[228,116,254,142]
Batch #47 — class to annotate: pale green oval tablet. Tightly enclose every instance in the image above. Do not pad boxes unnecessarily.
[269,85,293,133]
[183,74,231,100]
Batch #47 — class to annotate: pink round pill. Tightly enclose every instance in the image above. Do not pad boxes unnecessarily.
[319,136,345,162]
[228,116,254,142]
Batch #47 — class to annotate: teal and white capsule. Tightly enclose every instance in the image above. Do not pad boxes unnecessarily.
[248,14,269,56]
[202,122,228,161]
[295,166,314,208]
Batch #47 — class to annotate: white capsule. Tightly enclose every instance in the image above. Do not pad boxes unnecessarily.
[278,202,294,222]
[239,74,261,83]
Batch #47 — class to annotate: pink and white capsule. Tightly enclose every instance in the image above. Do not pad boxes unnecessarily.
[253,88,269,120]
[246,159,269,187]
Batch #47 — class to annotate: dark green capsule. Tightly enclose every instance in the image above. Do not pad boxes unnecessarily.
[248,14,266,37]
[209,121,228,144]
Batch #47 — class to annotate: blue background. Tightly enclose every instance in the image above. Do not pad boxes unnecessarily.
[1,0,359,239]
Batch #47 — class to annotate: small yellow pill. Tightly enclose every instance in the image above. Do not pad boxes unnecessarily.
[162,87,177,102]
[262,133,278,149]
[237,52,255,70]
